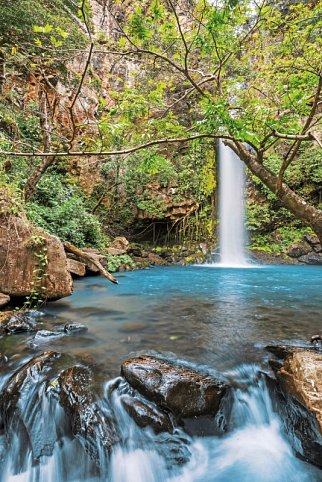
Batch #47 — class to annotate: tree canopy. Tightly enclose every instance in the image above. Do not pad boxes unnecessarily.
[0,0,322,244]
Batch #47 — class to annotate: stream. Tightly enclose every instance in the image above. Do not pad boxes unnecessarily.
[1,264,322,481]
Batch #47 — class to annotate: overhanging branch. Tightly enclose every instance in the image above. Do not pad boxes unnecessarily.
[0,134,229,158]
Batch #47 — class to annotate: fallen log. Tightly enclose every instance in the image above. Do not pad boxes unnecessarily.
[63,242,118,285]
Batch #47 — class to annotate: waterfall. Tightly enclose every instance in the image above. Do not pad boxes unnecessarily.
[218,141,248,266]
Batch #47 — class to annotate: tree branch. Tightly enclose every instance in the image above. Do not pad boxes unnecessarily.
[272,131,315,141]
[276,76,322,190]
[166,0,189,72]
[0,134,232,158]
[107,7,207,98]
[68,0,94,150]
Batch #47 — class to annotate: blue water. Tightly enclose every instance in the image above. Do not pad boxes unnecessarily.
[40,264,322,374]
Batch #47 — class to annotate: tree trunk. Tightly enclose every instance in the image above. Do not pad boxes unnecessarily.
[24,90,55,201]
[0,51,5,95]
[24,156,56,201]
[227,140,322,244]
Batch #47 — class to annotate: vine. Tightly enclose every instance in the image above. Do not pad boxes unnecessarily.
[23,234,48,309]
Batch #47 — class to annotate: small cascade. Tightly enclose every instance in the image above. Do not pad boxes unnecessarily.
[169,366,316,482]
[0,363,319,482]
[218,141,248,267]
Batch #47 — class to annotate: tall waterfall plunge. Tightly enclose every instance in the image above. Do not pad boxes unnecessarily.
[218,141,248,266]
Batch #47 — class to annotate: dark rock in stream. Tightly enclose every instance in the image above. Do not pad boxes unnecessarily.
[32,330,65,343]
[154,432,191,467]
[121,355,230,434]
[311,335,322,344]
[64,322,88,334]
[0,353,8,369]
[120,394,173,434]
[58,366,119,464]
[266,345,322,468]
[0,311,38,334]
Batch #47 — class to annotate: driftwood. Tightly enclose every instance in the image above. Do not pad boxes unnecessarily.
[63,242,118,285]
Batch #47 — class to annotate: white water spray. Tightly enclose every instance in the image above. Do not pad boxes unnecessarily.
[218,141,247,267]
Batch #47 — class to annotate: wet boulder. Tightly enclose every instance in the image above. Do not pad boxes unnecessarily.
[0,310,38,334]
[267,346,322,468]
[120,394,173,434]
[154,432,191,467]
[0,353,8,369]
[58,366,119,463]
[64,323,88,334]
[0,351,61,426]
[121,356,229,427]
[31,330,65,345]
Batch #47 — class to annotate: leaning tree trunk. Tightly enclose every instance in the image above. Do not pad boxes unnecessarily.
[227,140,322,244]
[24,155,56,201]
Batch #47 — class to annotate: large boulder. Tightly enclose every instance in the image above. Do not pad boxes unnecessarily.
[267,346,322,467]
[0,188,73,300]
[121,355,229,431]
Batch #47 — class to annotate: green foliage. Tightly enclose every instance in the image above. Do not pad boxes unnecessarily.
[286,146,322,187]
[250,225,309,255]
[25,173,107,249]
[0,0,86,65]
[138,151,171,176]
[106,254,136,272]
[136,198,168,218]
